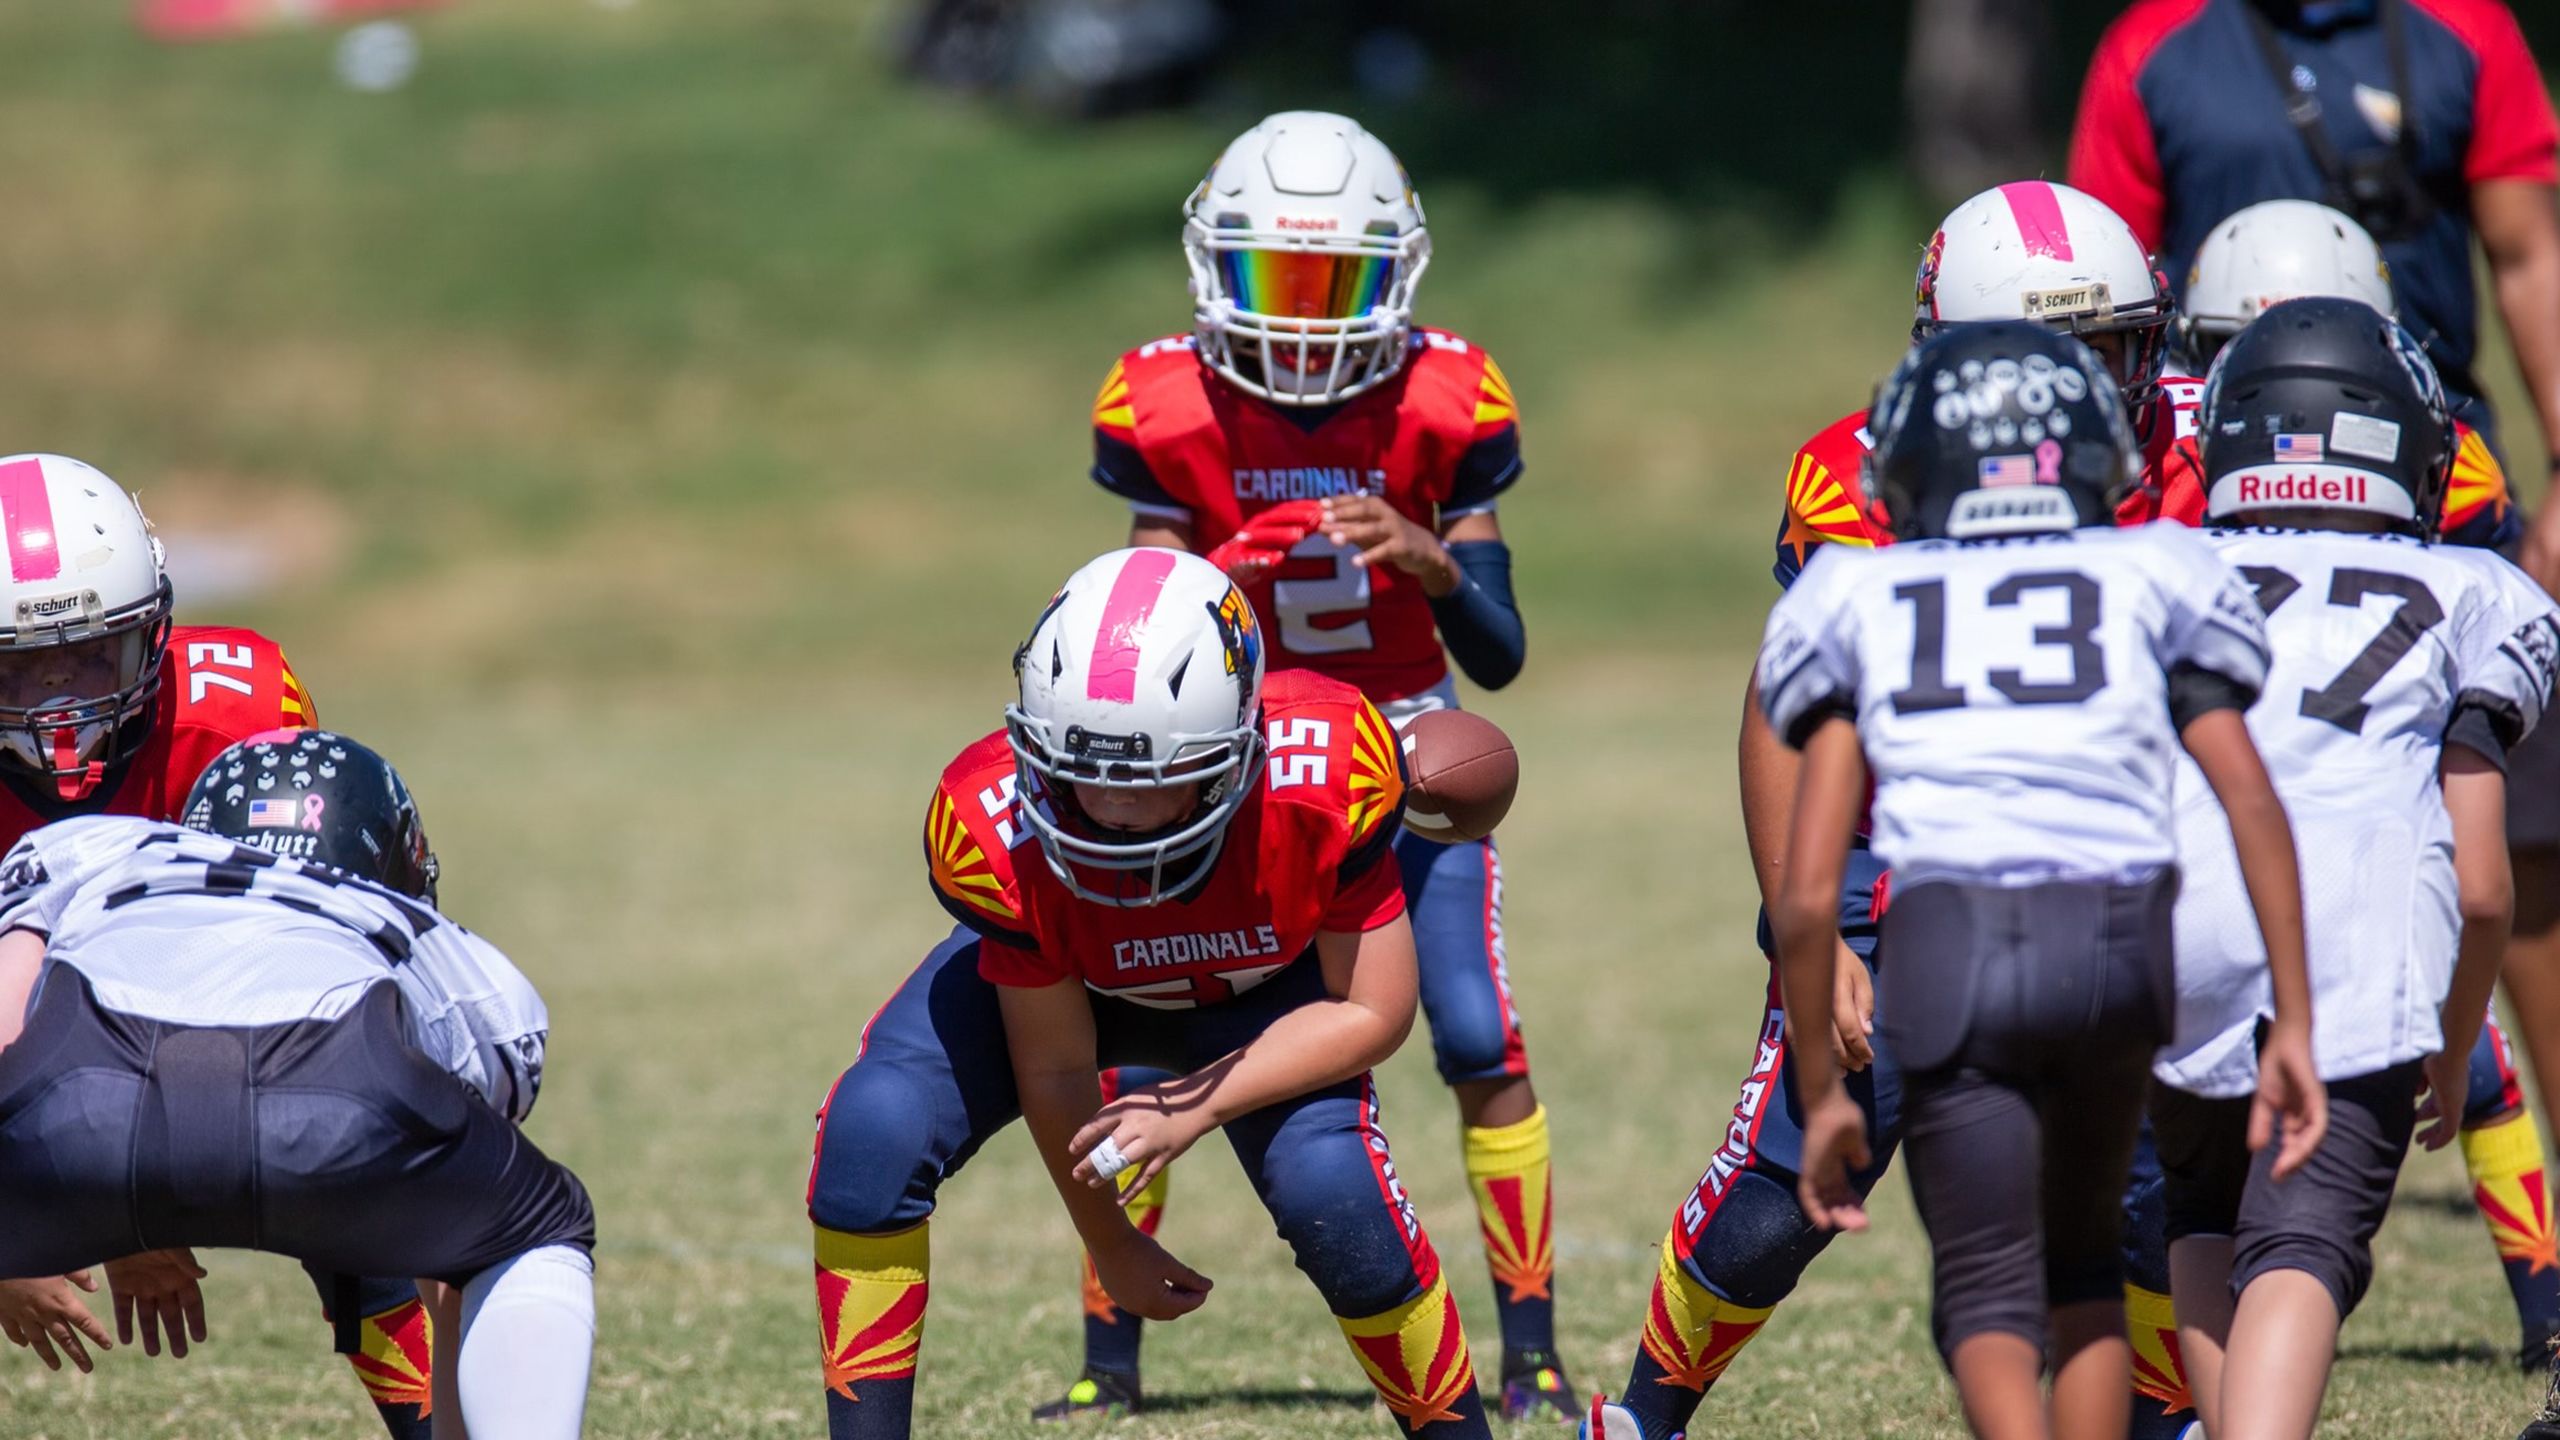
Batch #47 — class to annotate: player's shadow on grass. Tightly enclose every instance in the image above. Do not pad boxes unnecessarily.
[1138,1387,1379,1415]
[2335,1338,2511,1368]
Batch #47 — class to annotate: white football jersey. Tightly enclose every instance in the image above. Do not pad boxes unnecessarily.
[2159,529,2560,1096]
[1758,523,2272,887]
[0,815,549,1121]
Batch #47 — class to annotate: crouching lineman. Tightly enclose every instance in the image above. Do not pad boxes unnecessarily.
[1757,324,2324,1440]
[805,548,1500,1440]
[2149,298,2560,1440]
[0,731,596,1438]
[1067,109,1568,1421]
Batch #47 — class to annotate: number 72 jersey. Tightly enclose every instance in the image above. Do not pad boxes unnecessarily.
[1757,523,2272,887]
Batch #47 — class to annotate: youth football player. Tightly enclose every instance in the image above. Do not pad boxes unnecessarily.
[1071,111,1564,1420]
[1764,323,2323,1440]
[805,548,1501,1440]
[2152,298,2560,1440]
[0,732,594,1438]
[0,453,442,1437]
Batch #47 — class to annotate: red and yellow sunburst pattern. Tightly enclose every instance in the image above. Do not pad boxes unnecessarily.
[346,1296,433,1411]
[815,1222,930,1401]
[1341,1273,1477,1431]
[2442,423,2516,539]
[277,655,315,726]
[1079,1166,1172,1323]
[1345,699,1406,844]
[1777,444,1883,578]
[1473,357,1518,429]
[2126,1282,2191,1414]
[1464,1105,1554,1304]
[2464,1115,2560,1277]
[925,788,1018,927]
[1093,358,1136,434]
[1638,1231,1772,1392]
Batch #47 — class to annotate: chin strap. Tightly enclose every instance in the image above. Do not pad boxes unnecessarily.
[49,728,103,803]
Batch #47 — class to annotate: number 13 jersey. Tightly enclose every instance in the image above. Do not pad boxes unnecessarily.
[1089,331,1522,703]
[1756,523,2272,888]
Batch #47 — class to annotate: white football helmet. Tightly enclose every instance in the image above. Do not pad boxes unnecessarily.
[1007,548,1267,907]
[0,454,173,798]
[2184,199,2394,362]
[1914,181,2172,410]
[1182,110,1430,407]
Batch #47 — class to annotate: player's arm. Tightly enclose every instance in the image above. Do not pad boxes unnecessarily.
[2424,748,2513,1151]
[996,978,1212,1322]
[1769,715,1871,1233]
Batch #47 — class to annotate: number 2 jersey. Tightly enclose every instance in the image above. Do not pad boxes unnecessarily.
[1089,331,1522,704]
[925,670,1409,1009]
[2161,530,2560,1097]
[0,815,549,1120]
[0,625,314,838]
[1756,523,2272,888]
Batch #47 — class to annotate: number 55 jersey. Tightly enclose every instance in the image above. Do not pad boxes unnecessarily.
[2162,530,2560,1098]
[927,669,1410,1002]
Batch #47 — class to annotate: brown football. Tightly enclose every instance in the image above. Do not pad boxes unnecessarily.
[1399,709,1518,844]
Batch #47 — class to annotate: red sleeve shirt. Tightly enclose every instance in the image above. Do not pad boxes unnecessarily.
[2411,0,2560,186]
[2067,0,2202,254]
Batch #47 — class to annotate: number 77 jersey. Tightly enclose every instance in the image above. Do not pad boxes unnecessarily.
[1757,523,2272,886]
[0,625,315,844]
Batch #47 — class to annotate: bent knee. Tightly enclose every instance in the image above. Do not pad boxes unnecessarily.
[1682,1169,1830,1310]
[808,1063,941,1234]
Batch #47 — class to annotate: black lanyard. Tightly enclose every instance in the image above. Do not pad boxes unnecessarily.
[2240,0,2423,183]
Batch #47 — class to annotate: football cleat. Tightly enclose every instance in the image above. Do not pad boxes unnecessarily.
[1579,1394,1673,1440]
[1031,1368,1141,1422]
[1499,1349,1579,1422]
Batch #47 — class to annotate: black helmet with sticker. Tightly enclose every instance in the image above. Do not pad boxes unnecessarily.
[182,729,438,903]
[1866,321,2143,542]
[2198,295,2453,536]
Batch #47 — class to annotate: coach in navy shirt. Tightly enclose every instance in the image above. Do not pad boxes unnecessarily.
[2071,0,2560,563]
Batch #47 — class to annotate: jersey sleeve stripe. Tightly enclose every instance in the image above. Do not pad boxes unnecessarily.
[1094,359,1136,432]
[1473,358,1518,427]
[1345,702,1408,842]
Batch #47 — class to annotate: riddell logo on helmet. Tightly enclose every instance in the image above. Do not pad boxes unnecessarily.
[2238,473,2368,505]
[1274,216,1340,232]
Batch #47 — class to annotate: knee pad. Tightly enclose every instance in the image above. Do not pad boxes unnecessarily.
[1256,1097,1437,1320]
[1681,1167,1830,1310]
[807,1063,941,1235]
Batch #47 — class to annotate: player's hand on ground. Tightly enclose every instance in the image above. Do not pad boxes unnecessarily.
[2249,1020,2328,1179]
[105,1248,208,1357]
[0,1271,113,1373]
[2414,1045,2469,1152]
[1203,499,1323,583]
[1795,1088,1871,1233]
[1319,495,1452,587]
[1087,1229,1212,1322]
[1068,1089,1207,1198]
[1830,942,1875,1072]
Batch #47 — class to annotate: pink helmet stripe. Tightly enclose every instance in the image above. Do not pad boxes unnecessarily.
[0,457,62,584]
[1998,181,2074,262]
[1085,549,1180,703]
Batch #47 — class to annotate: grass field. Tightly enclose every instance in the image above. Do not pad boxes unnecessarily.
[0,4,2555,1436]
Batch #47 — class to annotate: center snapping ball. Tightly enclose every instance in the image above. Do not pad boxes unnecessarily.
[1398,708,1517,843]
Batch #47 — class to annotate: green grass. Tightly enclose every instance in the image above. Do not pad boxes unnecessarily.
[0,3,2553,1436]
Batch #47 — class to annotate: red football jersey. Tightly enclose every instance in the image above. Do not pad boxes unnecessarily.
[1763,376,2510,583]
[925,671,1408,1010]
[0,624,315,843]
[1090,330,1523,703]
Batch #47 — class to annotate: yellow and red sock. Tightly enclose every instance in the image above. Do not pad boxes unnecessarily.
[2464,1114,2560,1347]
[2125,1282,2194,1425]
[1463,1104,1557,1356]
[346,1297,434,1440]
[1339,1273,1488,1436]
[1619,1230,1773,1437]
[1079,1163,1171,1375]
[815,1221,929,1440]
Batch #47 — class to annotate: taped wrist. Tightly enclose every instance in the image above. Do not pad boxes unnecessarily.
[1428,540,1526,690]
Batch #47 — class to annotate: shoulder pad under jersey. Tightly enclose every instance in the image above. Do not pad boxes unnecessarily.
[923,732,1036,945]
[1775,410,1885,588]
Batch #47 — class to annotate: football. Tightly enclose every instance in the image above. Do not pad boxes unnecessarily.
[1398,708,1518,843]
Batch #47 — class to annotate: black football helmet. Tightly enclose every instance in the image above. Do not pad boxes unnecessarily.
[2198,295,2453,537]
[183,729,439,903]
[1866,321,2143,542]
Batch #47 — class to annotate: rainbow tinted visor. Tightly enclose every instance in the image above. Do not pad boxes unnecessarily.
[1213,247,1399,322]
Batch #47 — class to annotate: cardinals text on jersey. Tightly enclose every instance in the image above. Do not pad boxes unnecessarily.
[928,670,1408,1009]
[1091,330,1521,701]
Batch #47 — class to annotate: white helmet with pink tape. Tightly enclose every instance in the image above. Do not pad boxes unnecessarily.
[0,454,173,797]
[1914,181,2173,411]
[1007,547,1267,907]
